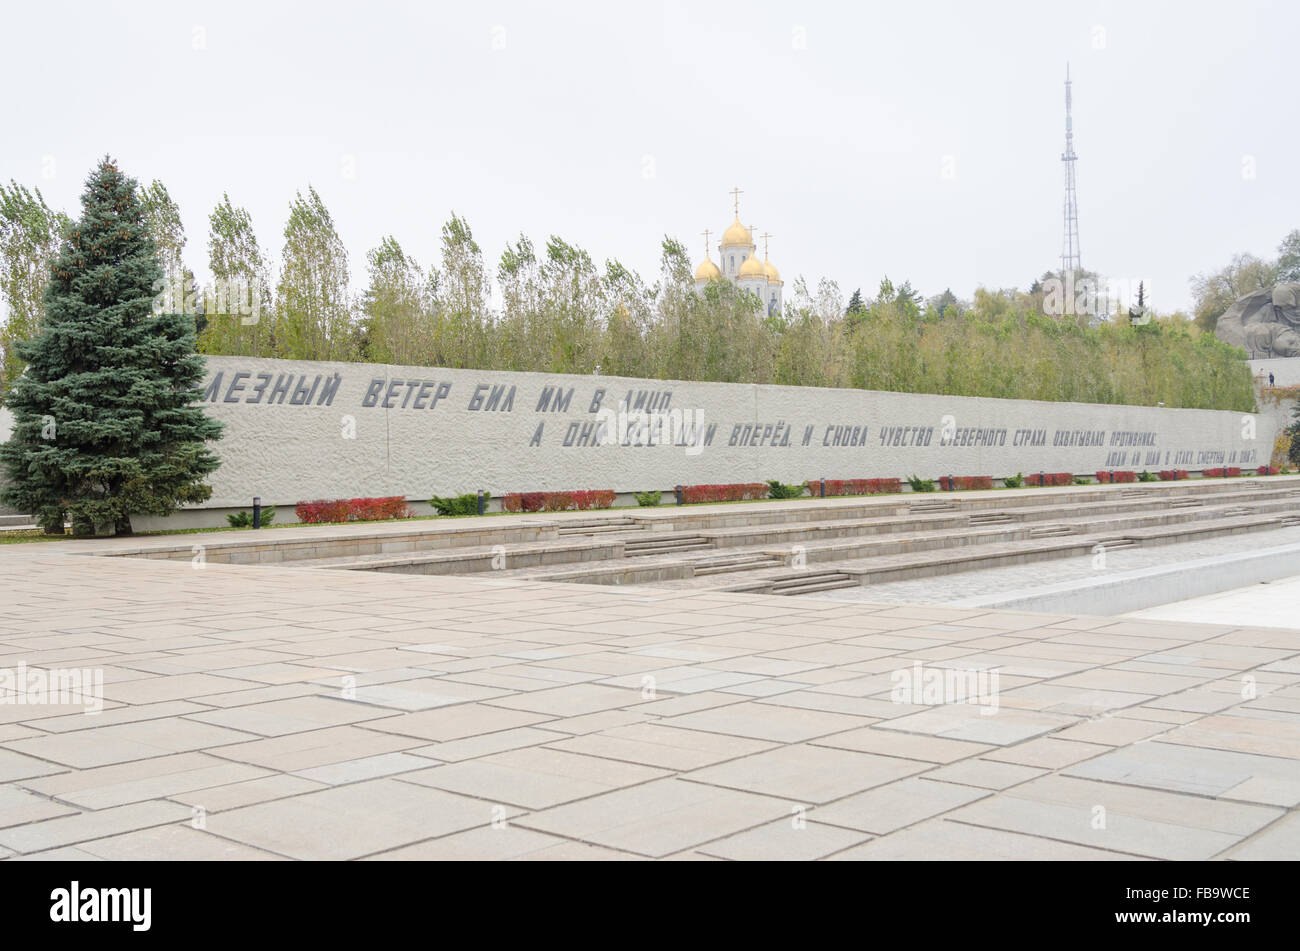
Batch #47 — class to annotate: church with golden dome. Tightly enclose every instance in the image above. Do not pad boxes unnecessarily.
[693,186,784,316]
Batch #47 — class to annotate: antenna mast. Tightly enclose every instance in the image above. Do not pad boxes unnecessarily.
[1061,63,1082,277]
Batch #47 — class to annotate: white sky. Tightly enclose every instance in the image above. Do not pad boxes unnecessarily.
[3,0,1296,314]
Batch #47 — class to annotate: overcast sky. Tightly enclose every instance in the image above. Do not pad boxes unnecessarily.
[3,0,1296,314]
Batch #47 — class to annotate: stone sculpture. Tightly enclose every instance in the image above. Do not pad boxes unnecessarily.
[1215,283,1300,357]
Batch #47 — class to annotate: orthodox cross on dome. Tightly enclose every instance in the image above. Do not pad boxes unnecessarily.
[729,185,743,217]
[761,232,773,259]
[701,228,712,258]
[749,223,759,247]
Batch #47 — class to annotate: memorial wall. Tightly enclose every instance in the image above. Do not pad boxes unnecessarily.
[162,355,1278,523]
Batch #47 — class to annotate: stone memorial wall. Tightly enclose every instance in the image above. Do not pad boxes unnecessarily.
[154,355,1278,525]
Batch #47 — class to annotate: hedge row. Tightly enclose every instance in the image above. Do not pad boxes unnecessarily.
[680,483,769,503]
[938,475,994,491]
[295,496,412,523]
[1024,472,1073,487]
[502,489,616,512]
[298,463,1290,523]
[812,478,903,497]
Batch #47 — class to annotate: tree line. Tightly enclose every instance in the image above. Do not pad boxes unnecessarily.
[0,173,1261,414]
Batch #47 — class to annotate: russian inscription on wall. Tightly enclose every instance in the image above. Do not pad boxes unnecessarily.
[193,356,1273,508]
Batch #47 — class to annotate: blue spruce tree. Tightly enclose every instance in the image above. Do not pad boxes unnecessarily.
[0,158,222,535]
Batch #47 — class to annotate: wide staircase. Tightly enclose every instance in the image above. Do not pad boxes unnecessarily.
[277,478,1300,597]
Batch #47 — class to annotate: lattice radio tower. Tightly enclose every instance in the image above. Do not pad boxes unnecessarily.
[1060,63,1082,277]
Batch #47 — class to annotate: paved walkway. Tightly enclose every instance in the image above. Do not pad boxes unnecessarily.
[1127,574,1300,628]
[0,532,1298,860]
[816,525,1300,606]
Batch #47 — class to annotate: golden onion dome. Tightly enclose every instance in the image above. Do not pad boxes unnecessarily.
[764,259,782,284]
[694,257,721,282]
[720,217,753,248]
[738,253,767,279]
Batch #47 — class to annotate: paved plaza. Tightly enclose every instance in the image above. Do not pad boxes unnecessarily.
[1,516,1298,861]
[818,525,1300,607]
[1128,575,1300,629]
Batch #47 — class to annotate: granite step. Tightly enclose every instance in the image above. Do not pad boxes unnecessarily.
[624,535,711,556]
[727,570,858,595]
[556,519,639,535]
[692,554,785,576]
[969,513,1014,525]
[908,499,959,513]
[1092,537,1139,551]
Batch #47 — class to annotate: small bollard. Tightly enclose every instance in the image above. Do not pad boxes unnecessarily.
[476,490,485,516]
[820,478,826,498]
[948,473,953,492]
[675,485,683,506]
[252,496,261,530]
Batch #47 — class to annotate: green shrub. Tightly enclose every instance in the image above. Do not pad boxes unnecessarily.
[431,492,487,517]
[1003,472,1024,488]
[906,475,936,493]
[1137,470,1158,482]
[766,479,804,500]
[634,490,662,507]
[1072,475,1090,485]
[226,505,275,528]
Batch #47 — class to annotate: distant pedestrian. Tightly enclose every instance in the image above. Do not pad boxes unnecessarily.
[1269,371,1276,386]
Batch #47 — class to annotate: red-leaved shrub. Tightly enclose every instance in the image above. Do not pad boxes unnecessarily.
[1157,470,1189,481]
[1203,467,1242,478]
[572,489,617,510]
[680,483,769,504]
[938,475,993,491]
[295,496,412,523]
[1095,470,1138,483]
[502,490,616,513]
[812,478,903,497]
[542,491,573,512]
[503,492,545,513]
[1258,465,1280,475]
[1024,472,1073,487]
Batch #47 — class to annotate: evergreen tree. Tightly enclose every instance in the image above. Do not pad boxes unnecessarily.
[845,288,865,315]
[0,158,222,535]
[1128,281,1147,324]
[929,288,962,318]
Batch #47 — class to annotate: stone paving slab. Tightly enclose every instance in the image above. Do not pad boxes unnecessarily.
[0,542,1297,860]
